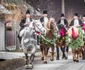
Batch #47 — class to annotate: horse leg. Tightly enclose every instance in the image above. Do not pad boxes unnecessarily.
[66,46,69,53]
[40,44,44,60]
[26,54,34,69]
[30,54,35,63]
[37,35,40,45]
[65,46,68,59]
[76,50,79,62]
[82,44,85,60]
[50,46,54,61]
[78,47,82,58]
[61,46,64,59]
[56,46,60,60]
[43,47,49,64]
[72,50,77,62]
[25,53,28,65]
[24,53,30,69]
[61,46,67,59]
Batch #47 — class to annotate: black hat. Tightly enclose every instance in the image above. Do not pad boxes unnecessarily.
[26,10,30,14]
[74,13,78,16]
[43,10,47,14]
[83,15,85,17]
[61,13,64,17]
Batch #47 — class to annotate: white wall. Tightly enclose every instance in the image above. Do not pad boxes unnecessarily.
[0,22,5,50]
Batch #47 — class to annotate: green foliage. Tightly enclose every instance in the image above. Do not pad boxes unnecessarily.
[66,28,84,50]
[40,33,56,46]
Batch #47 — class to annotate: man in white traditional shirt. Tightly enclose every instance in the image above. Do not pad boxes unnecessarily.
[70,13,82,27]
[38,10,49,46]
[56,14,68,60]
[57,13,68,29]
[18,10,32,44]
[19,10,32,30]
[40,10,49,27]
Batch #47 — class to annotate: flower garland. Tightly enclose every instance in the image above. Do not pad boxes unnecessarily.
[65,27,84,50]
[57,36,66,44]
[40,33,56,46]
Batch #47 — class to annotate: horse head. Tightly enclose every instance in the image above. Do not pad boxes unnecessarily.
[57,24,67,38]
[33,20,45,34]
[67,26,79,39]
[46,18,56,31]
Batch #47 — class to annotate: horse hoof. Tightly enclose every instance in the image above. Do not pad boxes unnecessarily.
[50,59,54,61]
[73,60,76,62]
[82,58,85,60]
[44,61,47,64]
[56,57,59,60]
[76,60,79,62]
[62,56,65,59]
[65,57,68,60]
[25,64,33,69]
[41,57,44,60]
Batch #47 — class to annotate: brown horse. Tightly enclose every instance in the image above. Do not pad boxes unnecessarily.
[56,24,68,60]
[40,18,56,64]
[67,26,83,62]
[72,47,82,62]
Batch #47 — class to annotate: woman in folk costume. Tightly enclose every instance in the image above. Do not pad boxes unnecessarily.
[81,15,85,60]
[66,13,84,62]
[56,14,68,60]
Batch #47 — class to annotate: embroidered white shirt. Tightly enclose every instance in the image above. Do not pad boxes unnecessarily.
[44,17,48,27]
[26,18,31,23]
[74,19,80,26]
[60,20,64,25]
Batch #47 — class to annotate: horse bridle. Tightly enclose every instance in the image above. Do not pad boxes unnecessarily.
[33,21,45,34]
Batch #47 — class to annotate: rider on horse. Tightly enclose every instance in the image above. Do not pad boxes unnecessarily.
[19,10,34,68]
[81,15,85,60]
[56,13,68,60]
[67,13,84,62]
[18,10,32,44]
[40,10,49,27]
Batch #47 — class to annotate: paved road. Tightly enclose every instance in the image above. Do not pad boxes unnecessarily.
[14,52,85,70]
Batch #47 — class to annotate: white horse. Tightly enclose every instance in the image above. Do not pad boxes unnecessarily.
[20,20,45,69]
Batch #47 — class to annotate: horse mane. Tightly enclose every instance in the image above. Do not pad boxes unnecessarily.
[68,26,79,39]
[45,20,54,39]
[46,20,50,30]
